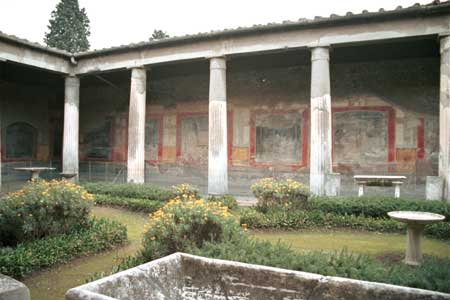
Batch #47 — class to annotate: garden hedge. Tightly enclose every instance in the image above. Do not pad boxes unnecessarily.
[83,182,173,201]
[0,218,127,279]
[193,237,450,293]
[239,207,450,240]
[310,196,450,220]
[94,194,164,213]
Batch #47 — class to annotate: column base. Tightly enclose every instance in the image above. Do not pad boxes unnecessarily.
[426,176,443,201]
[325,173,341,197]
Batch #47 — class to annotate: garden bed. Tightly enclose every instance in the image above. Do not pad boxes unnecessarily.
[0,218,127,279]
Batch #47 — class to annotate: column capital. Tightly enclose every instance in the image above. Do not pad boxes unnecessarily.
[310,46,330,62]
[131,67,147,80]
[440,34,450,53]
[209,57,227,70]
[65,76,80,87]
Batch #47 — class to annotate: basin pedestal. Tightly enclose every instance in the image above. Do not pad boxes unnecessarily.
[405,224,425,266]
[388,211,445,266]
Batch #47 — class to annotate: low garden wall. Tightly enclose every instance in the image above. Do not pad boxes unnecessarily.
[66,253,450,300]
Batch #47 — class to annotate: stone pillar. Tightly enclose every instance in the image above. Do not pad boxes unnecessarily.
[440,36,450,201]
[208,57,228,195]
[309,47,332,196]
[0,103,2,191]
[127,68,147,184]
[62,76,80,181]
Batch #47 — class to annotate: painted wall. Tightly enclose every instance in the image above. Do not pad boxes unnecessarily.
[74,56,439,195]
[0,82,62,162]
[2,55,435,194]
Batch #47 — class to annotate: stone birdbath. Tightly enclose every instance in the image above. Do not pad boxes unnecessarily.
[388,211,445,266]
[13,167,56,180]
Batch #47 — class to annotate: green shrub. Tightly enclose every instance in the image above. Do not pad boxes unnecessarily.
[0,180,93,246]
[172,183,199,198]
[0,218,127,279]
[140,195,241,261]
[193,237,450,293]
[251,178,309,211]
[310,196,450,220]
[207,194,238,210]
[83,182,173,201]
[94,194,164,213]
[239,207,268,228]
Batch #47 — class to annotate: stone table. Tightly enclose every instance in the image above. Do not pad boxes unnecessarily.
[388,211,445,266]
[354,175,407,198]
[13,167,56,180]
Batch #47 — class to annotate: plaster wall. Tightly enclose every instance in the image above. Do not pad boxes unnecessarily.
[75,56,439,196]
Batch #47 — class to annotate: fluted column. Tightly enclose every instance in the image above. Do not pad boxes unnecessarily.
[208,57,228,195]
[309,47,332,196]
[62,76,80,181]
[127,67,147,183]
[440,35,450,201]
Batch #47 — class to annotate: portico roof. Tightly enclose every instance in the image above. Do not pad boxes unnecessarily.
[0,0,449,75]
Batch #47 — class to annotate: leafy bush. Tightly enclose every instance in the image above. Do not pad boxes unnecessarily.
[311,196,450,220]
[0,218,127,279]
[83,182,173,201]
[140,195,241,261]
[207,194,238,210]
[172,183,199,198]
[94,194,164,213]
[0,180,93,246]
[251,178,309,211]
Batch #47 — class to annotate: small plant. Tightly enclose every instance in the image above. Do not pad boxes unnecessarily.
[251,178,309,211]
[171,183,199,198]
[207,194,238,210]
[0,179,93,246]
[141,195,241,261]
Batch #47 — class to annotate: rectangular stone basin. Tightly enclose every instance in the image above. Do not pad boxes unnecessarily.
[66,252,450,300]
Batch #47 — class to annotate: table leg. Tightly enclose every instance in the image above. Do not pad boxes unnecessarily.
[31,171,40,180]
[358,184,364,197]
[405,224,425,266]
[394,184,401,198]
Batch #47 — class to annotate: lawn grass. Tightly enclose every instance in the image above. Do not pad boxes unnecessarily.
[23,207,148,300]
[252,229,450,258]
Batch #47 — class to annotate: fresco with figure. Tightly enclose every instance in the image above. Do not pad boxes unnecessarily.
[5,122,37,159]
[180,115,208,165]
[83,119,112,160]
[255,113,302,164]
[145,119,159,162]
[333,110,388,166]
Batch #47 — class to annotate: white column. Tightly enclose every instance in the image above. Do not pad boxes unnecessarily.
[309,47,332,196]
[440,36,450,201]
[62,76,80,181]
[0,102,2,191]
[208,57,228,195]
[127,67,147,184]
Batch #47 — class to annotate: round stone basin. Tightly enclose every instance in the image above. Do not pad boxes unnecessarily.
[388,211,445,266]
[388,211,445,225]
